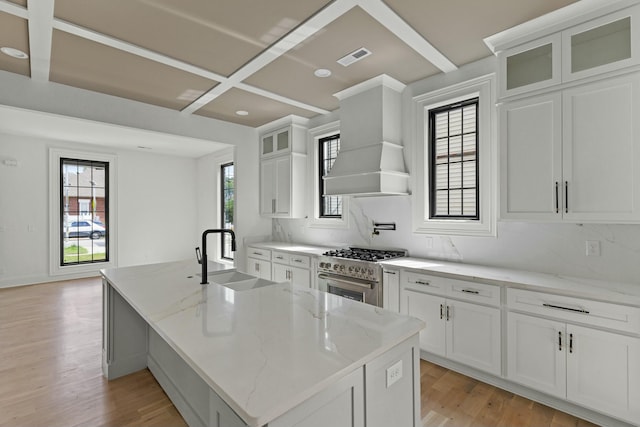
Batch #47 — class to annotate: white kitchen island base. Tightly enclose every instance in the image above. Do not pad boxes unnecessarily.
[101,261,423,427]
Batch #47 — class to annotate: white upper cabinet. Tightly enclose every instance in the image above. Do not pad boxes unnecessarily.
[259,123,307,218]
[498,4,640,99]
[562,5,640,82]
[562,73,640,222]
[499,34,561,98]
[500,92,562,220]
[501,73,640,222]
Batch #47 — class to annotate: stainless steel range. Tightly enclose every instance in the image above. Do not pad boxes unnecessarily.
[317,247,407,307]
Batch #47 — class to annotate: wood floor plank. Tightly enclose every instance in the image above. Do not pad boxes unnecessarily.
[0,278,601,427]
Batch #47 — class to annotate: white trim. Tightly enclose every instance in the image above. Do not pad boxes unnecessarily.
[307,121,350,229]
[49,148,118,276]
[412,74,497,237]
[0,0,28,19]
[483,0,640,54]
[27,0,54,81]
[356,0,457,73]
[333,74,406,100]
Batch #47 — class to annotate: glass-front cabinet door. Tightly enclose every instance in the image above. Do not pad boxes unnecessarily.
[499,34,561,98]
[562,5,639,82]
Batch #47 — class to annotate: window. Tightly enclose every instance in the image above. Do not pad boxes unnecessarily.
[319,134,342,218]
[429,98,479,220]
[411,74,496,237]
[220,162,234,260]
[60,158,109,265]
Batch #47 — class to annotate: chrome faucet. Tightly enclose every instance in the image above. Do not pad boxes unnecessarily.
[197,229,236,284]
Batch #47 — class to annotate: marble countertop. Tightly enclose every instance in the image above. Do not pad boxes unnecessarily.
[101,260,423,427]
[247,241,334,257]
[381,257,640,306]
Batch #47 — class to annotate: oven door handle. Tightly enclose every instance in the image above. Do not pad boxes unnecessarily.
[318,274,374,290]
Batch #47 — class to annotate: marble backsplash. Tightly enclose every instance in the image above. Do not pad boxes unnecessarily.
[273,195,640,285]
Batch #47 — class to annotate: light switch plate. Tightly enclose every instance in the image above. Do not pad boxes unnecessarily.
[386,360,403,388]
[586,240,601,257]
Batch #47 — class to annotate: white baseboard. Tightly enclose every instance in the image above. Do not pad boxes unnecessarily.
[0,271,100,289]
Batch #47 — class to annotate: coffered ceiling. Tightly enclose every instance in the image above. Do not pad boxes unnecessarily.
[0,0,578,127]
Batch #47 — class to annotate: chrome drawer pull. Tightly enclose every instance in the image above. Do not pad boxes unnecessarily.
[276,256,284,260]
[293,258,303,263]
[440,304,444,320]
[543,303,589,314]
[569,333,574,353]
[384,271,397,275]
[415,280,430,286]
[461,289,480,295]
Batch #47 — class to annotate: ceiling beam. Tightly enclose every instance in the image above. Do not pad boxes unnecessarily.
[181,0,356,115]
[27,0,54,81]
[52,18,331,116]
[0,0,27,19]
[356,0,457,73]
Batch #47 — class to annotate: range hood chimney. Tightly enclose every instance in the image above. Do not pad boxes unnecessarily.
[324,75,409,197]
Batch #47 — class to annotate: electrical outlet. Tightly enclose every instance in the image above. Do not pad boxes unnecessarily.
[586,240,601,257]
[386,360,403,388]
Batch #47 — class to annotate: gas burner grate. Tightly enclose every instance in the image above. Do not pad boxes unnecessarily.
[322,247,406,262]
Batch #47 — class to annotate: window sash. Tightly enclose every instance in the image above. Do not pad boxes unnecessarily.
[60,158,109,266]
[220,162,234,260]
[318,134,342,218]
[429,98,479,220]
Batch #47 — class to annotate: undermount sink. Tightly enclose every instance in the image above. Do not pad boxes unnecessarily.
[206,270,255,284]
[221,278,277,292]
[204,270,277,292]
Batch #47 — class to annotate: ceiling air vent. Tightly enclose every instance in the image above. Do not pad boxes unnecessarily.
[337,47,372,67]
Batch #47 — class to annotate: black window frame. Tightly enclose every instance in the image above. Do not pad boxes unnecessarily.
[428,97,480,220]
[60,157,109,266]
[220,162,234,261]
[318,134,342,219]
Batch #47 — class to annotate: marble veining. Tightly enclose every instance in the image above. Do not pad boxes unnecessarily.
[101,260,423,427]
[382,257,640,306]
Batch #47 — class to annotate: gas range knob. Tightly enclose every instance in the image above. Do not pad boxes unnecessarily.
[348,266,354,273]
[339,265,345,271]
[333,264,339,270]
[367,268,374,276]
[354,267,360,273]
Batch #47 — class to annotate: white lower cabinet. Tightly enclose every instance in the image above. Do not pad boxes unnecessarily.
[246,246,272,280]
[507,311,640,425]
[400,273,502,376]
[272,251,311,288]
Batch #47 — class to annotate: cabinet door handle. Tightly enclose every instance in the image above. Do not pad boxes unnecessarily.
[565,181,569,214]
[446,305,450,321]
[255,263,260,272]
[542,303,590,314]
[415,280,430,286]
[461,289,479,295]
[569,333,573,353]
[272,198,276,214]
[555,181,559,214]
[440,304,444,320]
[558,331,562,351]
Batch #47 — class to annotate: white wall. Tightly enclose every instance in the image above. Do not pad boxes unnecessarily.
[0,133,199,287]
[273,57,640,286]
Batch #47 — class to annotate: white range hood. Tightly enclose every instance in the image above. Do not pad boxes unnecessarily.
[324,75,410,197]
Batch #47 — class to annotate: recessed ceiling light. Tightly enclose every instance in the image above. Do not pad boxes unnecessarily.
[1,47,29,60]
[236,110,249,116]
[314,68,332,78]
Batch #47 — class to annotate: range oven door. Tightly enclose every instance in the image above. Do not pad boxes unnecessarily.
[317,273,381,307]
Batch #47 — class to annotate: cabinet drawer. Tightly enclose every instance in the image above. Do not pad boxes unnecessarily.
[402,272,449,296]
[507,288,640,334]
[289,254,310,268]
[449,279,501,307]
[272,251,291,265]
[247,247,271,261]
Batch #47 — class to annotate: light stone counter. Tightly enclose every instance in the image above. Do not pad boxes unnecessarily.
[101,260,424,427]
[247,241,333,257]
[381,257,640,306]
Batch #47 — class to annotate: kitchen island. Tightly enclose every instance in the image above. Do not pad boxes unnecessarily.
[100,260,424,427]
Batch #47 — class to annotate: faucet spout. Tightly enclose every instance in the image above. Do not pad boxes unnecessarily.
[200,228,236,285]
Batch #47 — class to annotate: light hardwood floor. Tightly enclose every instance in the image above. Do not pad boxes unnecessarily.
[0,278,599,427]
